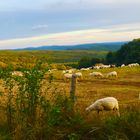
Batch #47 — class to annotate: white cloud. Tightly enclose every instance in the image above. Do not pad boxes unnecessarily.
[0,23,140,50]
[31,24,48,30]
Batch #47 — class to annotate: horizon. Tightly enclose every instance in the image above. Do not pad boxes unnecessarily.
[1,40,129,51]
[0,0,140,50]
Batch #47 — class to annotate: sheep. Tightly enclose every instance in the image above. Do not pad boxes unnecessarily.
[128,63,139,67]
[85,97,120,116]
[62,70,66,74]
[75,72,83,80]
[12,71,23,77]
[80,68,90,71]
[106,71,117,78]
[100,65,111,69]
[110,64,116,68]
[63,73,73,82]
[89,72,104,78]
[63,69,75,74]
[93,66,100,69]
[121,64,125,67]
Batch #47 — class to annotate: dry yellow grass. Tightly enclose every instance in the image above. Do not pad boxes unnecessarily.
[0,66,140,139]
[0,66,140,121]
[46,66,140,119]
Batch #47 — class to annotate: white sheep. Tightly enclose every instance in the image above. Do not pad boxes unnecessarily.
[106,71,117,78]
[100,65,111,69]
[63,69,75,74]
[93,66,100,69]
[89,72,104,78]
[75,72,83,80]
[63,73,73,82]
[121,64,125,67]
[12,71,23,77]
[80,68,90,71]
[128,63,139,67]
[85,97,120,116]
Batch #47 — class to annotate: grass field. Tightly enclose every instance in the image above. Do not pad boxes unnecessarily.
[0,50,107,64]
[50,66,140,112]
[0,66,140,139]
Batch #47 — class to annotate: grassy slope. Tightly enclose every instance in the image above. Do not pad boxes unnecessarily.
[41,66,140,139]
[51,66,140,114]
[0,50,107,64]
[0,66,140,139]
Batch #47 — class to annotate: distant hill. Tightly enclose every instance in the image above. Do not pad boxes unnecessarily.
[15,42,127,51]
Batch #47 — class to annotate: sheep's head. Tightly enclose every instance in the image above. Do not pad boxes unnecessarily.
[85,107,91,114]
[101,74,104,78]
[85,104,94,113]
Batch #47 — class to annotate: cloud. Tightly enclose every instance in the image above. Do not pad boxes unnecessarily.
[0,23,140,50]
[1,0,140,12]
[31,24,48,30]
[0,0,140,44]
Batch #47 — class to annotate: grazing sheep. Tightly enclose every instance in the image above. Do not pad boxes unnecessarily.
[128,63,139,67]
[62,70,66,74]
[80,68,90,71]
[93,66,100,69]
[63,73,73,82]
[75,72,83,80]
[121,64,125,67]
[12,71,23,77]
[106,71,117,78]
[110,64,116,68]
[85,97,120,116]
[63,69,75,74]
[100,65,111,69]
[89,72,104,78]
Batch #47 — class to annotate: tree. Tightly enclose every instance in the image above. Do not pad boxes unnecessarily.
[105,38,140,65]
[106,51,116,64]
[78,57,103,68]
[91,57,101,65]
[78,57,91,68]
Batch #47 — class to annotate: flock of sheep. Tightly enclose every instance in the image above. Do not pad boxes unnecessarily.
[10,62,139,117]
[11,70,120,117]
[63,70,117,81]
[62,63,140,117]
[62,62,140,81]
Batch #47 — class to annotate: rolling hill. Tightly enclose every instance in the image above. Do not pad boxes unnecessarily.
[15,41,127,51]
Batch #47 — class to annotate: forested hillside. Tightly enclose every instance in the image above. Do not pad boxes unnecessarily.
[106,39,140,65]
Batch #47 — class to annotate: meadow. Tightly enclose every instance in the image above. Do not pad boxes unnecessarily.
[0,64,140,140]
[0,50,107,65]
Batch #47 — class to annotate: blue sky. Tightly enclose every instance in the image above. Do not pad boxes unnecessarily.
[0,0,140,49]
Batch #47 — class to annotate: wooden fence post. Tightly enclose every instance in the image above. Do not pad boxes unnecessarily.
[70,74,77,103]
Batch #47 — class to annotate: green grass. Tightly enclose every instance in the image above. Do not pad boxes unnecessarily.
[0,50,107,63]
[0,64,140,139]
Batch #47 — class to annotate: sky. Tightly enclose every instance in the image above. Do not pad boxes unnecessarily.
[0,0,140,49]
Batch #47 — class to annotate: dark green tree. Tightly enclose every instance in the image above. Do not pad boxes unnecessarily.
[106,38,140,65]
[91,57,101,65]
[106,51,116,64]
[78,57,92,68]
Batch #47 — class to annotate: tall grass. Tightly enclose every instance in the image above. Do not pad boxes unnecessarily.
[0,64,140,140]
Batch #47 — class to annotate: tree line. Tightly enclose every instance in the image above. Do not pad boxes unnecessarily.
[106,38,140,65]
[78,39,140,68]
